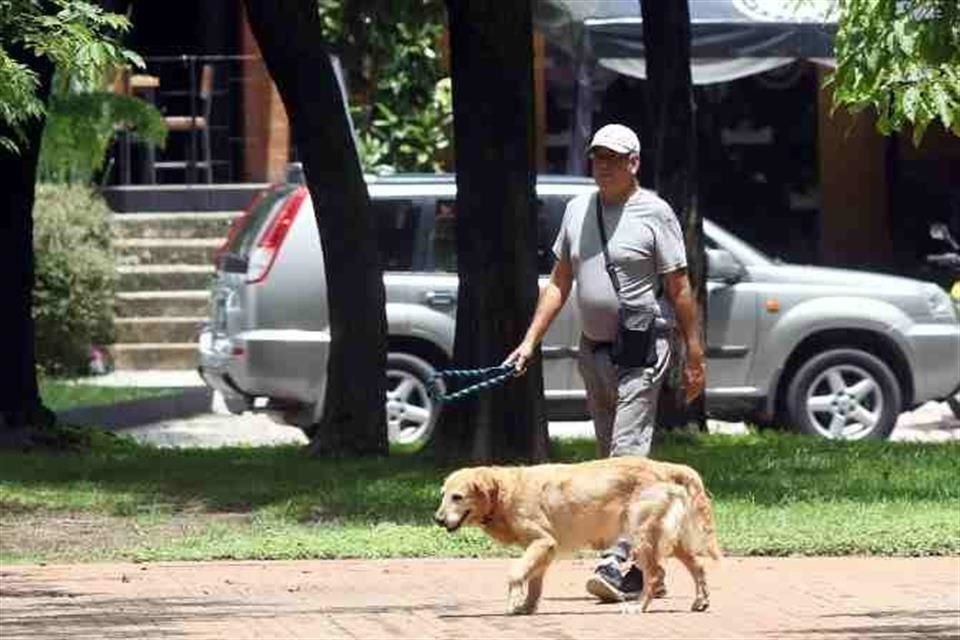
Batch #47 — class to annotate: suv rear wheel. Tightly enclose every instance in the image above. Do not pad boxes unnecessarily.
[385,352,443,449]
[786,348,901,440]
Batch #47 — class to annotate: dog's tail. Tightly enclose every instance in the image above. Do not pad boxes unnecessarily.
[663,463,723,561]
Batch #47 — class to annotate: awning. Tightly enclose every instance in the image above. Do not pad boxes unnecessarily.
[536,0,838,64]
[535,0,839,172]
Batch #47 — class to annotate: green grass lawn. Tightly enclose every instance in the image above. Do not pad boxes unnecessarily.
[1,429,958,563]
[41,380,176,411]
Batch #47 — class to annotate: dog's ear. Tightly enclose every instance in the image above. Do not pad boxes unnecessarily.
[470,468,500,513]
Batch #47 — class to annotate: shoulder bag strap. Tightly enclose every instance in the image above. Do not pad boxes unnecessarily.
[595,192,622,298]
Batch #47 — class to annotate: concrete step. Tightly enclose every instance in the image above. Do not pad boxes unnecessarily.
[109,210,234,370]
[115,238,221,266]
[103,183,269,213]
[115,317,207,343]
[115,290,210,318]
[112,211,241,240]
[117,264,215,291]
[109,343,198,370]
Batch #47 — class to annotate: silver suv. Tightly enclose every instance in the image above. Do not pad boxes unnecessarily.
[198,174,960,446]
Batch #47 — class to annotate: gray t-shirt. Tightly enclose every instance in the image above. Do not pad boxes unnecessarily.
[552,188,687,342]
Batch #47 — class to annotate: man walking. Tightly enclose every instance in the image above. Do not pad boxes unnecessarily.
[506,123,705,602]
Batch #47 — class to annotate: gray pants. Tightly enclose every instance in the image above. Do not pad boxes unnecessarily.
[578,333,671,568]
[577,333,671,459]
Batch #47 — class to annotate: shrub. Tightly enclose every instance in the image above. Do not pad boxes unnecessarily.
[32,184,116,375]
[315,1,452,173]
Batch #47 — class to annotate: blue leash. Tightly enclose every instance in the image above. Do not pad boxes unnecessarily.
[428,364,516,403]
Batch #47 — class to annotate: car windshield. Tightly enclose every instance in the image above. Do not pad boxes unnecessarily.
[704,218,772,266]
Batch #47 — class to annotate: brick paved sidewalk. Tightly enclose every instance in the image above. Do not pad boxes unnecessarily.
[2,557,959,639]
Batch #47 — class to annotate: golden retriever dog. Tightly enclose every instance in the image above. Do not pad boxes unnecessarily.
[433,456,721,615]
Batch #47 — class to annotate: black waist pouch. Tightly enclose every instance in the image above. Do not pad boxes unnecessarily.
[611,311,658,368]
[595,194,660,369]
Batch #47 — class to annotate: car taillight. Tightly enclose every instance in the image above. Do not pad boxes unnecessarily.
[246,186,309,283]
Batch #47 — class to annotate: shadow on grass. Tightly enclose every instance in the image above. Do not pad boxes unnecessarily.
[55,389,212,430]
[0,427,957,525]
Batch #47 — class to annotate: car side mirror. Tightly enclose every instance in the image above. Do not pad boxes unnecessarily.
[707,248,744,284]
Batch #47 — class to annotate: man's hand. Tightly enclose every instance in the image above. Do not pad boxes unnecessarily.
[663,268,706,405]
[683,341,706,404]
[503,341,536,376]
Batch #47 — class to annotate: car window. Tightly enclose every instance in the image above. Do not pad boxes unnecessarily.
[703,218,771,266]
[373,199,421,271]
[433,199,458,273]
[430,195,574,275]
[537,196,568,274]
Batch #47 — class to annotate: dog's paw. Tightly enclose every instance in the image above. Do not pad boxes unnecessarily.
[508,600,537,615]
[507,585,536,615]
[691,597,710,612]
[640,594,653,613]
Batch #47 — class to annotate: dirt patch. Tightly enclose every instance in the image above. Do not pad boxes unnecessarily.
[0,510,251,562]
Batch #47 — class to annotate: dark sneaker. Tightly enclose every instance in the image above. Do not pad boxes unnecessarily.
[620,565,645,594]
[585,563,643,603]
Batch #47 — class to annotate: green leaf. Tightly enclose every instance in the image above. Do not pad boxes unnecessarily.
[902,84,921,121]
[832,0,960,137]
[1,0,144,147]
[912,117,929,146]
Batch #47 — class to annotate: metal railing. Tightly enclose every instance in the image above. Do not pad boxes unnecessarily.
[109,54,274,186]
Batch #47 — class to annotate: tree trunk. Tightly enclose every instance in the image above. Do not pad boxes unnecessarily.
[638,0,706,429]
[243,0,388,456]
[0,51,55,431]
[435,0,549,463]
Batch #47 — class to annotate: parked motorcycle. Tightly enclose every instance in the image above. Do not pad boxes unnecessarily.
[926,222,960,418]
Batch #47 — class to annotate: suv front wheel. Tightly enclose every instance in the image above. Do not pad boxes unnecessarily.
[385,352,443,450]
[786,348,901,440]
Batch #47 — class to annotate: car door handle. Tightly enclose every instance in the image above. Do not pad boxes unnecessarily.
[425,291,456,307]
[706,345,750,359]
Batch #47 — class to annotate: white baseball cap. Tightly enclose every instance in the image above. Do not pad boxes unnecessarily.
[588,123,641,155]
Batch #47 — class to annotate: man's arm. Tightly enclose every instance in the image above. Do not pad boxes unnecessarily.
[663,268,706,403]
[505,255,573,375]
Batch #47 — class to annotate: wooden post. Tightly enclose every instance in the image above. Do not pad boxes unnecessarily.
[534,30,547,172]
[240,6,290,183]
[816,66,893,266]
